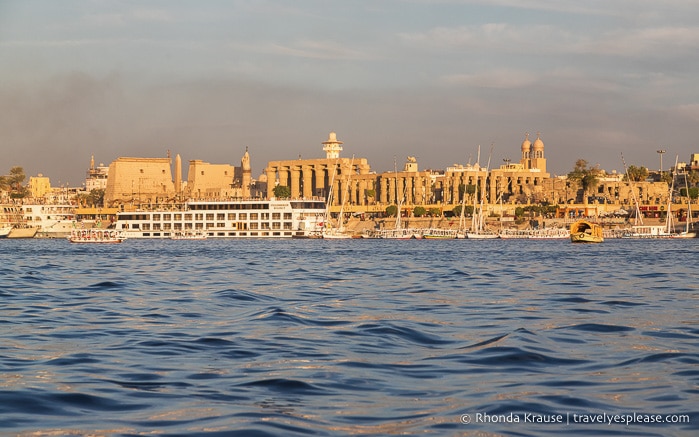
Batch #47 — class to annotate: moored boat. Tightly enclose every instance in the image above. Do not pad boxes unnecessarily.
[570,220,604,243]
[68,229,126,243]
[21,203,76,238]
[114,198,326,239]
[422,228,457,239]
[170,230,207,240]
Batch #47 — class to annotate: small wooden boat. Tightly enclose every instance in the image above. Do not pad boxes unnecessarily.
[570,220,604,243]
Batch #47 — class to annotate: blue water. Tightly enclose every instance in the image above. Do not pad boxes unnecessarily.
[1,239,697,436]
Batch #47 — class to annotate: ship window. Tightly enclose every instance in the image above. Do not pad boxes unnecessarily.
[163,214,171,220]
[217,213,225,220]
[250,223,258,229]
[185,214,192,220]
[153,214,160,220]
[142,224,150,230]
[272,222,281,230]
[261,213,269,220]
[250,213,258,220]
[284,213,292,220]
[174,214,182,220]
[206,214,214,220]
[228,213,236,220]
[272,213,281,220]
[239,213,247,220]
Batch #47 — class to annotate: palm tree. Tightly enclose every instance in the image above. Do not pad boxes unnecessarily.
[567,159,601,203]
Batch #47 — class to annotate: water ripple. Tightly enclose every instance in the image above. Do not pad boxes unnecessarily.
[0,238,696,436]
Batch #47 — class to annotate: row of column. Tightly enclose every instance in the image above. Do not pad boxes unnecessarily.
[266,163,549,206]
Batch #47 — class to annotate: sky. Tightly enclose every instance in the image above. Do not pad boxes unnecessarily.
[2,0,699,187]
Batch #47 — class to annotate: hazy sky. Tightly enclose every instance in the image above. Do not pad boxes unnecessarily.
[2,0,699,186]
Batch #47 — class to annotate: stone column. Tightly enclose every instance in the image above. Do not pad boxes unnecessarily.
[266,167,277,199]
[358,179,367,206]
[302,165,314,199]
[452,174,460,206]
[380,177,388,204]
[315,166,326,199]
[332,178,341,206]
[405,176,414,205]
[290,167,300,199]
[278,168,289,192]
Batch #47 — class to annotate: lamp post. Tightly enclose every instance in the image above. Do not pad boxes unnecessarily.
[657,149,666,172]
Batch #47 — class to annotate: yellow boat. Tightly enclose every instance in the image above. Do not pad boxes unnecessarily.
[570,220,604,243]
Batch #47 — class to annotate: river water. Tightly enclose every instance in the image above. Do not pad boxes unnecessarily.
[1,238,697,436]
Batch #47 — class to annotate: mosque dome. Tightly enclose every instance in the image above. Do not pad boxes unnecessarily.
[323,131,343,145]
[533,133,544,151]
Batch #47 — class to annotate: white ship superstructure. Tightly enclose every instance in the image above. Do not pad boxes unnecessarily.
[114,198,326,239]
[21,204,76,238]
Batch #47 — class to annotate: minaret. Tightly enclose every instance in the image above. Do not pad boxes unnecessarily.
[90,155,95,170]
[520,132,532,169]
[175,154,182,194]
[531,132,546,173]
[242,147,251,198]
[322,131,343,159]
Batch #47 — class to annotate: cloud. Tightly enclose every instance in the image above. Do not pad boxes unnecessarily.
[442,69,539,89]
[580,26,699,57]
[399,23,573,54]
[672,104,699,122]
[227,39,373,61]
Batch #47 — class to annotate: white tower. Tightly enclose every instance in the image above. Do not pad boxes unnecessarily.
[322,131,343,159]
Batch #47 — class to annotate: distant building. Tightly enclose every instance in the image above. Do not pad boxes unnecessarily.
[103,149,252,206]
[104,157,175,206]
[264,132,372,203]
[85,155,109,192]
[27,174,52,199]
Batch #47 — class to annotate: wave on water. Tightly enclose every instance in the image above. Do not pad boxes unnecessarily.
[0,239,696,436]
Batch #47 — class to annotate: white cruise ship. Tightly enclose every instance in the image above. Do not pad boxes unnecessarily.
[21,204,76,238]
[113,198,326,239]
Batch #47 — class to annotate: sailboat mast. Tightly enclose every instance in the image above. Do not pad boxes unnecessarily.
[471,146,481,232]
[685,171,693,233]
[337,155,355,231]
[665,155,679,233]
[479,147,493,232]
[621,153,643,226]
